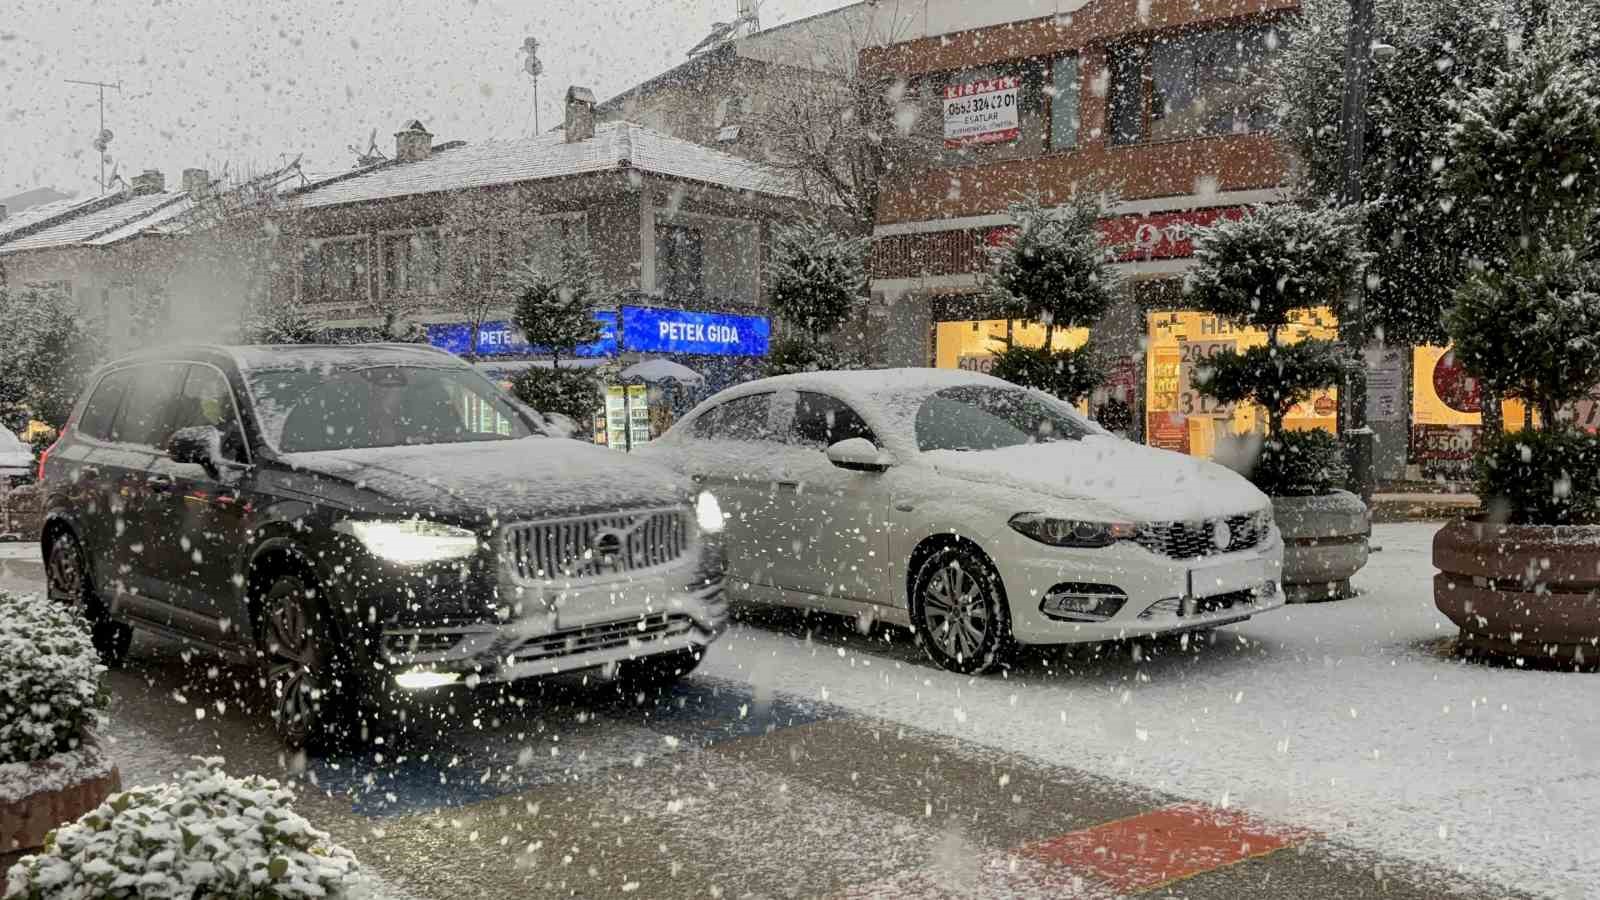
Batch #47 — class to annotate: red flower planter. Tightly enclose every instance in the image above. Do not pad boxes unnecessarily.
[0,743,121,865]
[1433,519,1600,668]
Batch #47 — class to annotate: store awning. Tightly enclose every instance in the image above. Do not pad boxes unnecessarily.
[617,358,706,385]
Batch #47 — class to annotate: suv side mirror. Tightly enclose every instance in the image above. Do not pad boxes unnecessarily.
[826,437,893,473]
[169,425,222,477]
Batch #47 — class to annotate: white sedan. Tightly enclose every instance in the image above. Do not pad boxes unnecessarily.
[640,369,1285,674]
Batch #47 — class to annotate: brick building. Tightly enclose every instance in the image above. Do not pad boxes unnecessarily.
[859,0,1341,462]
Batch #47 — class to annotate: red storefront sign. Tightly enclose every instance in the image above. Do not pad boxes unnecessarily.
[1148,411,1190,454]
[1411,424,1482,462]
[984,206,1248,261]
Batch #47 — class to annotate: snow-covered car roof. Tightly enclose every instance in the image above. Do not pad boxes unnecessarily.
[674,367,1099,457]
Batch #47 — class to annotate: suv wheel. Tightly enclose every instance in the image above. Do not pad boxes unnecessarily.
[261,570,356,752]
[46,530,132,667]
[911,546,1012,675]
[615,647,702,703]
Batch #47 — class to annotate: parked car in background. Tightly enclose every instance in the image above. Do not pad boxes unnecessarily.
[0,424,33,486]
[640,369,1285,674]
[39,344,727,750]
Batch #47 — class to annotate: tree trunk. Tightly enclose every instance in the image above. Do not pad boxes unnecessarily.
[1540,398,1559,432]
[1481,386,1503,436]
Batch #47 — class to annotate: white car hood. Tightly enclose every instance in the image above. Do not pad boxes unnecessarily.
[922,436,1268,523]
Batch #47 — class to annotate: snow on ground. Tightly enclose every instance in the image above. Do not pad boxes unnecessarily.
[701,522,1600,899]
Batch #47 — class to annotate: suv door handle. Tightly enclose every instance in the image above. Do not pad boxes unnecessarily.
[776,480,800,492]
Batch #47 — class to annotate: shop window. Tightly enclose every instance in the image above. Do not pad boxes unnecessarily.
[1050,53,1082,151]
[1109,24,1285,145]
[301,237,368,303]
[381,229,443,297]
[656,224,704,298]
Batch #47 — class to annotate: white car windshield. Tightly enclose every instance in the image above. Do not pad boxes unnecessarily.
[914,385,1095,452]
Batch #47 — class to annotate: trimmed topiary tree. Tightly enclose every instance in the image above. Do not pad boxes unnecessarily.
[0,592,107,766]
[1187,203,1366,444]
[509,235,603,436]
[984,193,1118,402]
[764,221,869,375]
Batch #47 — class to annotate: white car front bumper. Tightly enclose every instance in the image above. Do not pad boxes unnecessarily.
[993,526,1286,646]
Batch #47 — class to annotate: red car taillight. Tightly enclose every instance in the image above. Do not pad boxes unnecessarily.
[37,426,66,481]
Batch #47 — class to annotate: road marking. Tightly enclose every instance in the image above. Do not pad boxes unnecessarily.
[1019,802,1314,894]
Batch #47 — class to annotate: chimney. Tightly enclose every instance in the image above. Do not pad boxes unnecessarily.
[131,169,165,195]
[182,168,211,196]
[394,120,433,163]
[565,86,596,143]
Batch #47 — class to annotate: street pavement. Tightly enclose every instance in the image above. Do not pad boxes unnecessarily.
[0,536,1535,900]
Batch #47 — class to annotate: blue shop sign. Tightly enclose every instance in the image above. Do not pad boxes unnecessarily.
[427,311,617,358]
[621,305,770,357]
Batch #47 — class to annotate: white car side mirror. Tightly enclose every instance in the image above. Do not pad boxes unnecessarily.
[826,437,892,473]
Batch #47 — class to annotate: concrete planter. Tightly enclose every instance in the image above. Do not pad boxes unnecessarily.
[1433,519,1600,668]
[0,485,42,542]
[1273,490,1371,602]
[0,741,120,857]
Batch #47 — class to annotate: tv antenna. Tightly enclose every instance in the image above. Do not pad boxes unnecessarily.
[521,36,543,136]
[64,78,123,194]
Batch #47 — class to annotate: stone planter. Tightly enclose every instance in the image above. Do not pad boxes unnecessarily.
[1433,519,1600,668]
[0,741,120,857]
[1273,490,1371,602]
[0,484,42,542]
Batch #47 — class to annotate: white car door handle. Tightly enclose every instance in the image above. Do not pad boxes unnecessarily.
[776,480,800,492]
[894,500,915,512]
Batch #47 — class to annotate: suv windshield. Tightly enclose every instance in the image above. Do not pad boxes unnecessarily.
[914,385,1095,452]
[247,364,534,452]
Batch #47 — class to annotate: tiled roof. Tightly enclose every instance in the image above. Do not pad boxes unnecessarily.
[84,197,198,245]
[291,121,801,209]
[0,192,189,254]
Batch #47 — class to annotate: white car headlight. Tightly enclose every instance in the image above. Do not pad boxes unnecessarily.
[337,519,480,564]
[696,490,725,534]
[1008,513,1138,548]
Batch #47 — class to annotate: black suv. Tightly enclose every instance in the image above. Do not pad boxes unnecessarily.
[40,344,727,749]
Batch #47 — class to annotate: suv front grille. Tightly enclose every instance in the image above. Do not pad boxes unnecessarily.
[1134,511,1268,560]
[504,507,691,581]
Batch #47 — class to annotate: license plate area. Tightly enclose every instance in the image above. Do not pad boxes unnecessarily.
[1183,559,1265,615]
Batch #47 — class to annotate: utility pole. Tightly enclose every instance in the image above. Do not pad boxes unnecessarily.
[64,78,122,194]
[1336,0,1378,503]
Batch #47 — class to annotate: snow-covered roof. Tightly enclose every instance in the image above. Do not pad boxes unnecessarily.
[0,192,190,254]
[289,121,802,209]
[0,194,108,242]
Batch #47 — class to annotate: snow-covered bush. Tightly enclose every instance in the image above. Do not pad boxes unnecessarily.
[1475,428,1600,526]
[510,235,602,367]
[3,758,371,900]
[0,592,106,766]
[1248,429,1351,498]
[987,343,1105,405]
[762,335,866,376]
[0,284,103,432]
[243,297,322,345]
[767,221,868,339]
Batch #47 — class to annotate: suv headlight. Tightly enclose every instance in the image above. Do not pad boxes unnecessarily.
[696,490,725,534]
[1008,513,1137,548]
[336,519,480,564]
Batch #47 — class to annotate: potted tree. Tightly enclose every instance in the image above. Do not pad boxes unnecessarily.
[1186,203,1372,601]
[0,592,119,873]
[5,758,372,898]
[984,193,1114,404]
[1432,18,1600,667]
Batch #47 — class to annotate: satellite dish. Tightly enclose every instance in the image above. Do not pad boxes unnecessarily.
[524,55,543,77]
[521,36,539,54]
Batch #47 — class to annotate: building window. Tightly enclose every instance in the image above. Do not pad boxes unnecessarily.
[301,237,368,303]
[1109,24,1285,145]
[381,229,443,297]
[1050,52,1081,151]
[655,224,704,298]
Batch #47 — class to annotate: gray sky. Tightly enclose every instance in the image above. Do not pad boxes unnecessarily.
[0,0,851,198]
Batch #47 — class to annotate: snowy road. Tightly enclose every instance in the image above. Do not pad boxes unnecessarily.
[4,523,1588,897]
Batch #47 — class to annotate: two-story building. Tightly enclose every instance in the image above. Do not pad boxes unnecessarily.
[279,87,807,399]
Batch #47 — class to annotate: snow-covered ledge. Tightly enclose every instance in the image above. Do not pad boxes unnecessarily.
[0,735,120,856]
[1274,490,1371,602]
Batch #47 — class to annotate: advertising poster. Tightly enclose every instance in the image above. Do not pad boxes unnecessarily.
[1148,411,1190,454]
[1176,339,1235,418]
[943,76,1020,148]
[1365,347,1406,423]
